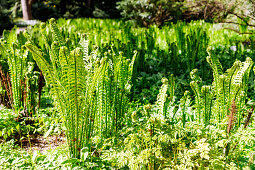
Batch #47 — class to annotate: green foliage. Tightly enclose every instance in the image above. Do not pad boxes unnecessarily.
[25,19,136,158]
[101,107,255,169]
[28,18,254,104]
[0,28,38,115]
[0,140,69,169]
[25,19,105,158]
[95,49,136,138]
[116,0,234,26]
[117,0,184,27]
[174,21,210,73]
[0,107,19,140]
[191,51,253,127]
[0,106,58,144]
[1,18,255,169]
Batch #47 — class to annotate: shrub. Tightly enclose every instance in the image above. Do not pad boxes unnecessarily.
[182,0,231,22]
[117,0,236,26]
[117,0,184,27]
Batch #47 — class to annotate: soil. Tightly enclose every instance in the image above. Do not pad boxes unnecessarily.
[20,134,66,153]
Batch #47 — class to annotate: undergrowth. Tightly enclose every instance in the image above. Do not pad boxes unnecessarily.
[0,18,255,169]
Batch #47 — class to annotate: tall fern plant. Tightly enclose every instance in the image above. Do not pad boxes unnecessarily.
[155,75,176,120]
[190,49,253,126]
[0,28,37,115]
[93,49,136,139]
[25,19,107,158]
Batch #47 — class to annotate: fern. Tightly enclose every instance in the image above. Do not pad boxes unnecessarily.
[201,85,213,126]
[26,39,106,158]
[0,28,37,114]
[154,75,176,120]
[49,18,66,47]
[156,78,168,117]
[190,50,253,127]
[180,91,190,127]
[25,20,137,158]
[190,69,203,123]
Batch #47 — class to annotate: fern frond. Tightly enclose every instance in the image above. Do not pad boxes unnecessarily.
[227,100,236,134]
[49,18,66,47]
[79,33,89,65]
[156,78,168,116]
[233,57,253,86]
[25,42,64,97]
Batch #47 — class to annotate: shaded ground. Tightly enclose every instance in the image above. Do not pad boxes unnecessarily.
[20,134,66,153]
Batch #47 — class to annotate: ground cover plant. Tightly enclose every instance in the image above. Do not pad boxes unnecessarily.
[0,17,254,169]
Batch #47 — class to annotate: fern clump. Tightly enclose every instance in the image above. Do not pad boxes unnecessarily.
[0,28,38,115]
[155,75,176,119]
[190,49,253,127]
[25,19,136,158]
[25,19,106,158]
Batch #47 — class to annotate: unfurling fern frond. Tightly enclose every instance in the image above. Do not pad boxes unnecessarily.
[25,42,58,89]
[190,69,203,123]
[1,30,24,112]
[179,91,190,127]
[201,85,213,126]
[190,48,253,127]
[195,48,254,126]
[156,78,168,116]
[206,48,223,79]
[49,18,66,47]
[233,57,253,86]
[79,33,89,64]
